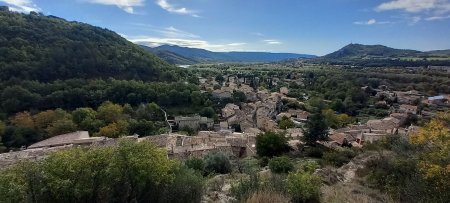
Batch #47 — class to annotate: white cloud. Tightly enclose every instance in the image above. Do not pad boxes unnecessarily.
[353,19,393,25]
[374,0,450,24]
[425,14,450,20]
[227,43,247,46]
[263,39,282,45]
[159,26,200,38]
[128,36,246,51]
[376,0,450,14]
[251,32,264,37]
[86,0,145,14]
[0,0,40,13]
[367,19,376,24]
[156,0,198,17]
[376,0,438,12]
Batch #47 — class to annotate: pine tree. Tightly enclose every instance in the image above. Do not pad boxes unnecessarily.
[303,107,329,145]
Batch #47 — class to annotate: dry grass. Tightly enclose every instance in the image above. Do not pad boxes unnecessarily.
[321,183,395,203]
[245,190,290,203]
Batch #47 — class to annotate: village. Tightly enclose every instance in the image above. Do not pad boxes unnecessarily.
[1,71,449,168]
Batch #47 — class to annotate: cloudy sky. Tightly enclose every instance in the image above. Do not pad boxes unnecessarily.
[1,0,450,55]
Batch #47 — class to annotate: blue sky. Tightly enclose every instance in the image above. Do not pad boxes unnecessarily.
[1,0,450,55]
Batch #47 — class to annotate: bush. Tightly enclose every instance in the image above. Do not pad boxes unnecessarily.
[286,171,321,203]
[185,157,205,172]
[163,165,205,203]
[259,157,269,167]
[0,140,207,203]
[304,146,325,158]
[301,160,319,174]
[204,151,232,174]
[322,149,356,167]
[256,131,290,157]
[230,174,261,201]
[238,157,260,174]
[269,156,294,174]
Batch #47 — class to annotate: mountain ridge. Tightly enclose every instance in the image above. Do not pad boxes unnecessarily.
[323,43,450,59]
[142,44,316,64]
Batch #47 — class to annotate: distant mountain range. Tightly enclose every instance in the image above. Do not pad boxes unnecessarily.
[140,44,317,64]
[323,43,450,60]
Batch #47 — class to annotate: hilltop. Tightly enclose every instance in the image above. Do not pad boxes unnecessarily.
[323,44,421,59]
[319,43,450,67]
[0,9,177,82]
[143,44,316,64]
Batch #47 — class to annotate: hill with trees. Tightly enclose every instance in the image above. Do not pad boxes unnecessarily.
[318,43,450,67]
[139,45,199,65]
[143,44,316,64]
[0,8,180,82]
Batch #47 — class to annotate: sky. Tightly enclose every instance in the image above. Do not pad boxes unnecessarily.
[1,0,450,55]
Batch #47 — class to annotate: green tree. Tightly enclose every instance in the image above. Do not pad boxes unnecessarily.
[303,108,329,146]
[204,151,232,174]
[268,156,294,174]
[72,107,97,125]
[185,157,205,172]
[286,171,321,203]
[199,107,215,118]
[279,116,295,130]
[96,120,129,138]
[128,119,156,136]
[232,91,247,103]
[256,131,290,157]
[97,101,125,124]
[46,118,77,137]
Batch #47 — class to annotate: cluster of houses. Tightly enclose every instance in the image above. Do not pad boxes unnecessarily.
[326,86,449,148]
[3,75,448,166]
[0,130,258,167]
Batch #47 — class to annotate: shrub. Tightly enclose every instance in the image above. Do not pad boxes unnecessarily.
[259,156,269,167]
[256,131,290,157]
[322,149,356,167]
[185,157,205,172]
[0,140,207,203]
[286,171,321,203]
[207,175,225,192]
[204,151,232,174]
[304,146,324,158]
[163,165,205,203]
[238,157,260,174]
[301,160,319,174]
[230,174,261,201]
[269,156,294,174]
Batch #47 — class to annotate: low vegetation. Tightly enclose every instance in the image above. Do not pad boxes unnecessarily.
[0,140,205,202]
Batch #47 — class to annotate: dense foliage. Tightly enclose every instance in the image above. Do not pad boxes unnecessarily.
[204,151,232,174]
[362,111,450,203]
[255,131,290,157]
[1,101,171,150]
[0,140,205,203]
[0,10,181,82]
[268,156,294,174]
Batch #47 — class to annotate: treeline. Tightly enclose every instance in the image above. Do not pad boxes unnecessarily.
[315,58,450,67]
[0,79,209,115]
[0,101,171,150]
[0,8,181,82]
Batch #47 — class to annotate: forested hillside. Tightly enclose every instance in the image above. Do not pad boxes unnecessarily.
[0,9,180,82]
[145,44,316,64]
[318,43,450,67]
[0,9,212,150]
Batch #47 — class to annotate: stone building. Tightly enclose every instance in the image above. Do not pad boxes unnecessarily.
[174,115,214,130]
